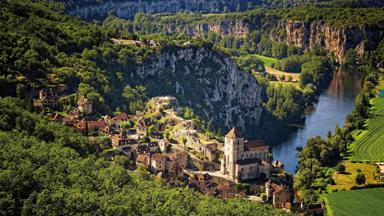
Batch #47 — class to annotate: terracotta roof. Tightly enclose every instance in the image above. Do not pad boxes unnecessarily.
[168,162,182,173]
[226,127,242,139]
[168,152,188,161]
[244,140,269,151]
[136,154,148,165]
[152,154,164,163]
[271,183,285,193]
[112,113,129,122]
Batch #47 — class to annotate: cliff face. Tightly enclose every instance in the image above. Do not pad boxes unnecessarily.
[68,0,260,20]
[133,46,263,130]
[285,20,382,62]
[146,20,250,38]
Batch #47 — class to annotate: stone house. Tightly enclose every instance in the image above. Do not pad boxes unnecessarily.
[136,154,150,167]
[137,118,153,135]
[146,142,160,154]
[120,146,132,159]
[188,173,215,194]
[159,140,169,152]
[167,152,188,169]
[107,113,130,129]
[138,144,150,153]
[265,180,292,209]
[111,135,137,148]
[200,143,218,161]
[111,135,137,159]
[150,154,166,173]
[167,162,184,186]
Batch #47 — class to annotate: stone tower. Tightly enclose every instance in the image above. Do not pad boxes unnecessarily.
[221,127,244,180]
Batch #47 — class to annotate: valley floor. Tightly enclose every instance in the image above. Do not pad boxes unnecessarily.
[324,188,384,216]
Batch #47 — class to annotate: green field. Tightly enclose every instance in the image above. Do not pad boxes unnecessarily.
[325,188,384,216]
[252,54,278,67]
[352,96,384,161]
[329,162,381,191]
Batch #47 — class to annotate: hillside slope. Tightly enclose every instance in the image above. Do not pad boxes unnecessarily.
[0,0,264,132]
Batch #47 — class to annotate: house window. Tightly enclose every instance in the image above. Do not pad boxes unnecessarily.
[250,166,252,170]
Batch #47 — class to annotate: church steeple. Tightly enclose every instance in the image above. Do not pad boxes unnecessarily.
[225,127,242,139]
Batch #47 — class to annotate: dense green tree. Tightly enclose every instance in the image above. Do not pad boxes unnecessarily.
[355,173,366,185]
[335,163,346,173]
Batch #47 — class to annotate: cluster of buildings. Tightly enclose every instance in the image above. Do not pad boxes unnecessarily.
[136,151,188,186]
[49,95,192,185]
[41,90,297,212]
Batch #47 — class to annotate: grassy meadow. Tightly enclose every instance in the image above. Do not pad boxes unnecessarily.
[329,162,381,191]
[324,188,384,216]
[252,54,277,67]
[351,85,384,161]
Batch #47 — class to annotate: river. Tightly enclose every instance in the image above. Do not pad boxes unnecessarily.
[271,70,362,173]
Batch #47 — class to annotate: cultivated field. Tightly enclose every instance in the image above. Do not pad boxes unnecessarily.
[325,188,384,216]
[352,96,384,161]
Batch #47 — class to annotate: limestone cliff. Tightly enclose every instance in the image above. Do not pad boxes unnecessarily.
[132,46,263,130]
[284,20,383,62]
[139,19,250,38]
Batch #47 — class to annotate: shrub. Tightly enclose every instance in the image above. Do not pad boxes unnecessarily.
[355,173,366,185]
[335,163,346,173]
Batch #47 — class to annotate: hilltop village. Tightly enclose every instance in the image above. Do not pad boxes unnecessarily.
[30,86,307,212]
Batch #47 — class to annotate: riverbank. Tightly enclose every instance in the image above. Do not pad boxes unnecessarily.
[271,70,362,173]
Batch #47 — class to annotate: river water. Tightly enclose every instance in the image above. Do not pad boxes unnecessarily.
[271,70,362,173]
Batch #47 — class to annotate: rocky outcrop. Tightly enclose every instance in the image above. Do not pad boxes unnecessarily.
[139,19,250,38]
[285,20,383,62]
[68,0,261,20]
[133,46,263,130]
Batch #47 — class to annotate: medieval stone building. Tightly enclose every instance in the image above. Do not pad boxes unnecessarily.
[220,128,271,181]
